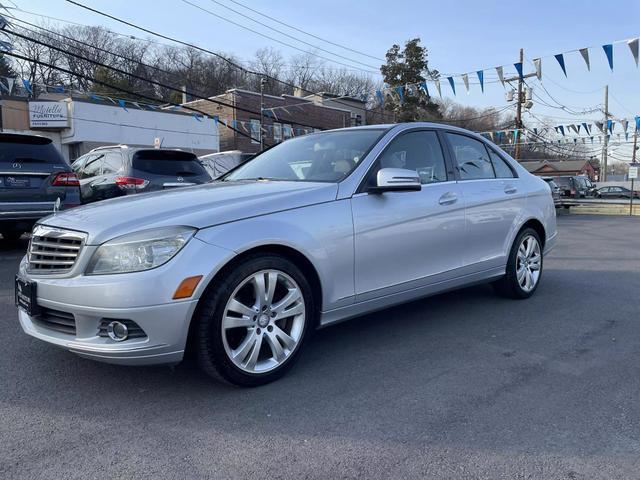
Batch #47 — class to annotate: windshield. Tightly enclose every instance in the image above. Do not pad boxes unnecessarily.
[225,129,386,182]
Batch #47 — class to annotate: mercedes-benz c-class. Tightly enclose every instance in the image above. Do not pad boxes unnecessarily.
[16,124,557,386]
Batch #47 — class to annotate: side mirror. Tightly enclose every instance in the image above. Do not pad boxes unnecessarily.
[369,168,421,193]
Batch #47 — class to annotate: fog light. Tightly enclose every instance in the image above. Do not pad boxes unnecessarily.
[107,321,129,341]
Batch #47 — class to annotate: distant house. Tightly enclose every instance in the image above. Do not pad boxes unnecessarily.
[519,159,597,180]
[183,88,354,154]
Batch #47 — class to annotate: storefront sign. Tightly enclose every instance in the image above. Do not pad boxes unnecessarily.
[28,101,69,129]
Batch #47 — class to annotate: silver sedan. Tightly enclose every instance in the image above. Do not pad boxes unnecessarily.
[15,123,556,386]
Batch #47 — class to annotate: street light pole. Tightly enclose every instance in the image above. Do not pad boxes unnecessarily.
[601,85,610,182]
[514,48,524,160]
[259,77,266,150]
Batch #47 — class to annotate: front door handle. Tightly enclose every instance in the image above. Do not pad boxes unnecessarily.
[438,192,458,205]
[504,185,517,194]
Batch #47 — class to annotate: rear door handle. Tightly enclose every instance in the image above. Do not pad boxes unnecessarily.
[504,185,517,194]
[438,192,458,205]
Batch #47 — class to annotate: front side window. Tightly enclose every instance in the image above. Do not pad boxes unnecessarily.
[447,133,495,180]
[225,129,385,183]
[375,130,447,185]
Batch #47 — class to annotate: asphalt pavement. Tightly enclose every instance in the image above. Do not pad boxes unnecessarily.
[1,215,639,480]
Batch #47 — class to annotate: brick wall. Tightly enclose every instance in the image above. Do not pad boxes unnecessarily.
[185,89,351,153]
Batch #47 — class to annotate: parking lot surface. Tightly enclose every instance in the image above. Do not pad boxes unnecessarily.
[1,215,639,479]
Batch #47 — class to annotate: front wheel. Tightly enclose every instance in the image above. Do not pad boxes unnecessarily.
[493,228,543,299]
[194,254,315,386]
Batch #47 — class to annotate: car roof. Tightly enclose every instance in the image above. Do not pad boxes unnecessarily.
[0,133,53,145]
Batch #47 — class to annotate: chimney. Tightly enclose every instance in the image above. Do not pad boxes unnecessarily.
[293,86,306,97]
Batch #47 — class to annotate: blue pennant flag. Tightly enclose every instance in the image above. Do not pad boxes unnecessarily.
[476,70,484,93]
[447,77,456,95]
[231,119,237,128]
[554,54,567,77]
[495,131,503,143]
[636,116,640,130]
[514,62,524,81]
[118,99,128,112]
[213,116,219,127]
[419,81,429,97]
[513,128,519,143]
[533,128,538,136]
[89,93,103,101]
[558,125,565,136]
[582,122,590,134]
[607,119,614,133]
[602,44,614,71]
[395,85,404,104]
[590,136,594,143]
[626,132,629,141]
[375,90,384,106]
[22,79,33,94]
[53,85,65,93]
[192,113,202,122]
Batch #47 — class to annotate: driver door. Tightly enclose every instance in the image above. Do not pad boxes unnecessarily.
[351,130,465,302]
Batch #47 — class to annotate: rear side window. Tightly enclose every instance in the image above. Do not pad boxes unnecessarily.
[487,149,515,178]
[0,135,65,166]
[82,154,104,178]
[446,133,495,180]
[132,150,207,176]
[102,152,124,174]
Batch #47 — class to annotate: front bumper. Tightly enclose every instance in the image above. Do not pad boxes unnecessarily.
[16,235,235,365]
[18,299,197,365]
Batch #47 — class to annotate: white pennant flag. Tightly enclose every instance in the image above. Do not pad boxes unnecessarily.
[628,38,639,67]
[532,58,542,80]
[495,66,505,87]
[622,119,629,132]
[434,79,442,98]
[579,48,590,70]
[6,77,14,94]
[461,74,469,93]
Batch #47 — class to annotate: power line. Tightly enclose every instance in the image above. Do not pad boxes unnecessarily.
[1,49,264,144]
[63,0,384,115]
[6,27,332,132]
[200,0,380,70]
[180,0,378,73]
[224,0,383,62]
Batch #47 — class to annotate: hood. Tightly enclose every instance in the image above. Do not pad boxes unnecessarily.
[39,180,338,244]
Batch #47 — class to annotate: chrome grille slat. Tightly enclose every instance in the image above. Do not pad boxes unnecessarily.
[27,226,86,274]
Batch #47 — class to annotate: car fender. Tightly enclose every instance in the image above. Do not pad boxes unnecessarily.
[195,199,355,311]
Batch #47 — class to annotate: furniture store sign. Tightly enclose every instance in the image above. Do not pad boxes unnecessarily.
[28,101,70,129]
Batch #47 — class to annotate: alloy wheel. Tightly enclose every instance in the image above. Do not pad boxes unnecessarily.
[221,269,306,374]
[516,235,541,292]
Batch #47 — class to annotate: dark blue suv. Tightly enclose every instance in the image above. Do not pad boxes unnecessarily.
[0,133,81,242]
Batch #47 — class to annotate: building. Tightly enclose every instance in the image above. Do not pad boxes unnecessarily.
[0,95,219,163]
[184,88,356,154]
[519,159,598,180]
[302,91,367,127]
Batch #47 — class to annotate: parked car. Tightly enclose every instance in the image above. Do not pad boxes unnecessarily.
[595,186,640,199]
[71,146,212,203]
[16,124,556,386]
[541,177,561,207]
[553,175,596,198]
[0,133,80,242]
[199,150,254,179]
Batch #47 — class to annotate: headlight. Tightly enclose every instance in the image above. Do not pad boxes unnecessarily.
[86,226,196,275]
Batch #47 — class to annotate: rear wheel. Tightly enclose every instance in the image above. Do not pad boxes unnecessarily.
[493,228,543,299]
[194,254,314,386]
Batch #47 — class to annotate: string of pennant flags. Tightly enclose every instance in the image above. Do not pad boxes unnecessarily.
[374,36,640,105]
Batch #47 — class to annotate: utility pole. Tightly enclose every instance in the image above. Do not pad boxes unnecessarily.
[504,48,535,160]
[601,85,610,182]
[259,77,266,150]
[514,48,524,160]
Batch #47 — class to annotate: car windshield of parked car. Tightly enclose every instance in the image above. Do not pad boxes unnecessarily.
[225,129,386,182]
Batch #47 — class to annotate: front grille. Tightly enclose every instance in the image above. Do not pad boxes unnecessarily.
[33,307,76,335]
[27,225,86,273]
[98,319,147,340]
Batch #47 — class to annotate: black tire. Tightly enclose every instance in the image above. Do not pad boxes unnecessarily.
[193,254,315,387]
[493,228,543,299]
[1,230,24,243]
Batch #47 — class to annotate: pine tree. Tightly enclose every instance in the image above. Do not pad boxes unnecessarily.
[380,38,441,122]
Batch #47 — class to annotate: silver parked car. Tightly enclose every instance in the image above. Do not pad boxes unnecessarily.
[15,124,557,386]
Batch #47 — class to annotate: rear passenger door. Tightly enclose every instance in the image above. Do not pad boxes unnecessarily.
[77,153,104,203]
[444,132,523,271]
